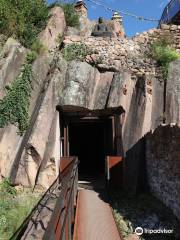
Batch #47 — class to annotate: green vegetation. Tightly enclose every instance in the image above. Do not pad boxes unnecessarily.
[50,1,80,28]
[151,38,180,79]
[60,2,80,28]
[0,0,49,48]
[0,178,17,196]
[0,178,40,239]
[0,0,48,134]
[0,52,35,135]
[62,43,89,61]
[31,39,46,55]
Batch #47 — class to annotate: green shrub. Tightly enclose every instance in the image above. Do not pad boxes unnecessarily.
[62,43,89,61]
[0,187,40,239]
[0,53,35,135]
[52,1,80,28]
[0,0,49,48]
[26,51,38,63]
[151,38,180,78]
[0,178,16,196]
[31,39,45,55]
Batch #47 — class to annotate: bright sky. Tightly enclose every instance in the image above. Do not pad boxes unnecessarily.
[48,0,170,37]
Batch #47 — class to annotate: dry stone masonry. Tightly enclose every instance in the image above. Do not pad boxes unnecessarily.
[63,24,180,79]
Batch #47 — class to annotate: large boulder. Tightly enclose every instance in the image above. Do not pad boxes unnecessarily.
[0,38,27,178]
[15,55,67,188]
[39,6,66,51]
[166,59,180,126]
[107,71,134,113]
[60,61,97,108]
[90,71,114,109]
[0,38,27,99]
[0,49,54,180]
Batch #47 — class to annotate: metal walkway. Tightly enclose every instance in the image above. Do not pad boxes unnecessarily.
[73,189,121,240]
[11,156,121,240]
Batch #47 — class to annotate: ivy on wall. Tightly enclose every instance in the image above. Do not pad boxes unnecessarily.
[0,52,36,135]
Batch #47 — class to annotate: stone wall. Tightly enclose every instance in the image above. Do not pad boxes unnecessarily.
[146,126,180,220]
[63,24,180,79]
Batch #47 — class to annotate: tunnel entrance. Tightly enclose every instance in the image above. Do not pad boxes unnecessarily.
[69,119,113,178]
[58,106,124,187]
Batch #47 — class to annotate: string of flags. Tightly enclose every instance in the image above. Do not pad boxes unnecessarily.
[84,0,160,22]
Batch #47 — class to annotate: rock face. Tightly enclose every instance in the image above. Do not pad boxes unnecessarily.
[166,59,180,125]
[64,24,180,78]
[0,38,27,178]
[0,38,27,99]
[39,6,66,51]
[60,61,97,108]
[0,3,180,223]
[0,7,67,188]
[15,55,67,188]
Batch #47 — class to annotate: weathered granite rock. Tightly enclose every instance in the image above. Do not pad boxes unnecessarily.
[60,61,97,108]
[37,112,60,189]
[150,75,164,130]
[39,6,66,51]
[0,38,27,99]
[78,13,95,37]
[0,38,27,177]
[66,26,80,36]
[166,59,180,125]
[90,71,114,109]
[0,125,23,178]
[15,55,67,187]
[107,71,134,112]
[122,73,163,193]
[0,52,54,180]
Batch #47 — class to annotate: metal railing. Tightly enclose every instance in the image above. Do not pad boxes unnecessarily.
[159,0,180,25]
[10,157,78,240]
[43,157,78,240]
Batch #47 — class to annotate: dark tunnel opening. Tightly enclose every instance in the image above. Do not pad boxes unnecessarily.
[69,119,113,179]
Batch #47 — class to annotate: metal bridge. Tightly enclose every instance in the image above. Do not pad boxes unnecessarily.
[11,156,122,240]
[159,0,180,25]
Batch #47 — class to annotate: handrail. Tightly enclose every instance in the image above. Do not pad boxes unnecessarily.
[10,177,59,240]
[10,156,79,240]
[43,157,78,240]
